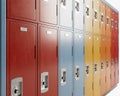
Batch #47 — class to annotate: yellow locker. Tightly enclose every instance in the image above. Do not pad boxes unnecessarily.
[93,0,100,35]
[93,35,101,96]
[85,0,92,34]
[85,34,93,96]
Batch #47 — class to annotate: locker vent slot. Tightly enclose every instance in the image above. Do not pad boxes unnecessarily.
[75,66,80,80]
[75,1,79,12]
[61,69,67,86]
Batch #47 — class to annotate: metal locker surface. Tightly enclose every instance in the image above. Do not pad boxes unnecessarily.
[100,36,106,95]
[7,0,37,22]
[73,32,84,96]
[84,34,93,96]
[59,0,73,28]
[7,19,36,96]
[93,0,100,35]
[39,0,58,25]
[85,0,92,33]
[58,30,73,96]
[93,35,101,96]
[74,0,84,30]
[38,25,58,96]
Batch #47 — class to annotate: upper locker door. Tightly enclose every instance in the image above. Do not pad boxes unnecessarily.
[74,0,83,30]
[7,19,36,96]
[93,0,100,35]
[59,0,73,28]
[58,31,73,96]
[7,0,37,22]
[73,32,84,96]
[85,34,93,96]
[93,35,101,96]
[85,0,92,33]
[39,0,58,25]
[38,26,58,96]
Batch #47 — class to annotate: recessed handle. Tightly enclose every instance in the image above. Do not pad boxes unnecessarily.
[86,7,89,16]
[94,64,97,72]
[94,11,98,19]
[85,65,89,76]
[75,1,79,12]
[75,66,80,80]
[61,69,67,86]
[101,62,104,70]
[61,0,66,6]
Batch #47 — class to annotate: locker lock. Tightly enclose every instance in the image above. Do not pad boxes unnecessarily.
[61,0,66,6]
[101,62,104,70]
[94,64,97,72]
[75,1,79,12]
[86,7,89,16]
[94,11,98,20]
[101,14,104,22]
[61,69,67,86]
[106,61,109,68]
[75,66,80,80]
[41,72,49,93]
[11,77,23,96]
[85,65,89,76]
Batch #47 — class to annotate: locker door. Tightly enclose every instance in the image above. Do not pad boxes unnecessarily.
[58,31,73,96]
[73,32,84,96]
[39,0,58,25]
[7,0,37,22]
[38,26,58,96]
[59,0,73,28]
[7,19,36,96]
[85,0,92,33]
[93,35,100,96]
[100,36,106,95]
[74,0,83,30]
[85,35,93,96]
[93,0,100,35]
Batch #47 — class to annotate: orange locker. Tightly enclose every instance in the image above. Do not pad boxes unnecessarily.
[93,35,101,96]
[85,0,92,34]
[100,36,106,95]
[93,0,100,35]
[85,34,93,96]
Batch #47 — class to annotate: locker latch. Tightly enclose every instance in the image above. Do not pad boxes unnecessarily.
[85,65,89,76]
[86,7,89,16]
[101,14,104,22]
[75,1,79,12]
[94,11,98,20]
[94,64,97,72]
[41,72,49,93]
[75,66,80,80]
[11,77,23,96]
[61,0,66,6]
[101,62,104,70]
[61,69,67,86]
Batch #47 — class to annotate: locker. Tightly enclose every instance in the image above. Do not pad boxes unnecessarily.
[7,19,36,96]
[74,0,83,30]
[85,0,92,33]
[59,0,73,28]
[100,2,106,35]
[73,32,84,96]
[100,36,106,95]
[39,0,58,25]
[37,25,58,96]
[84,34,93,96]
[58,31,73,96]
[93,0,100,35]
[93,35,101,96]
[7,0,38,22]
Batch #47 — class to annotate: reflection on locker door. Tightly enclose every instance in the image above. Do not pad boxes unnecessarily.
[58,31,73,96]
[93,0,100,34]
[85,34,93,96]
[100,36,106,95]
[85,0,92,33]
[74,0,83,30]
[38,25,58,96]
[7,19,36,96]
[7,0,37,22]
[93,35,101,96]
[39,0,58,25]
[73,32,84,96]
[59,0,73,28]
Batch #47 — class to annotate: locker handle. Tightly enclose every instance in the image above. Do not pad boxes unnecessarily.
[61,69,67,86]
[94,11,98,20]
[101,14,104,22]
[85,65,89,76]
[75,66,80,80]
[106,17,109,25]
[94,64,97,72]
[101,62,104,70]
[106,61,109,68]
[86,7,89,16]
[61,0,66,6]
[75,1,79,12]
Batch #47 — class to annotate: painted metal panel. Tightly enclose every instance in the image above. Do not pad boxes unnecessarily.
[38,25,58,96]
[58,30,73,96]
[73,32,84,96]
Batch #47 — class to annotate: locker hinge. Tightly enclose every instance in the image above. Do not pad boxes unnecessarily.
[99,79,101,86]
[56,4,58,16]
[35,0,37,10]
[72,92,73,96]
[72,11,74,21]
[92,82,94,90]
[34,45,36,59]
[56,46,58,57]
[83,45,85,54]
[83,86,85,95]
[92,1,94,9]
[72,46,74,56]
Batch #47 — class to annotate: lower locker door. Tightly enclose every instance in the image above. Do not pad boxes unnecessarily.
[58,31,73,96]
[85,34,93,96]
[93,36,100,96]
[7,19,36,96]
[73,32,84,96]
[38,25,58,96]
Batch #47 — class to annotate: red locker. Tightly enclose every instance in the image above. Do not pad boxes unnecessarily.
[7,0,38,22]
[7,19,36,96]
[38,25,58,96]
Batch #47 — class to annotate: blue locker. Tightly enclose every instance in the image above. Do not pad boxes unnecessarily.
[73,32,84,96]
[58,30,73,96]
